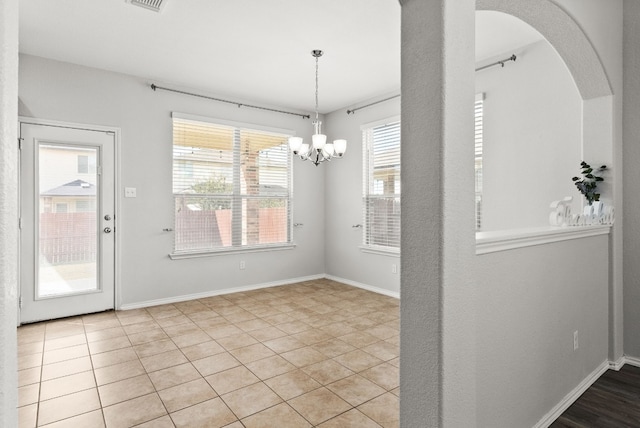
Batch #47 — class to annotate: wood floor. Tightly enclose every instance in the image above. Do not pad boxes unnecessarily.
[551,365,640,428]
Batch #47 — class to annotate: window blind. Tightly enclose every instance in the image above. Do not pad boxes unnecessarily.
[172,116,292,253]
[475,93,484,231]
[363,119,401,251]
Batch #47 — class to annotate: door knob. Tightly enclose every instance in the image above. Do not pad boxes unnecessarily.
[104,214,112,221]
[104,227,112,233]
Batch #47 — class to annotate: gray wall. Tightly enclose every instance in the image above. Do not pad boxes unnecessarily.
[324,97,400,295]
[476,236,609,427]
[477,40,582,231]
[399,0,478,425]
[623,0,640,360]
[19,54,326,307]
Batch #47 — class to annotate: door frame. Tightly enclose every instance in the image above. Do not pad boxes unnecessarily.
[18,117,121,324]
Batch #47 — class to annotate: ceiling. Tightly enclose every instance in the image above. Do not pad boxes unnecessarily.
[19,1,543,114]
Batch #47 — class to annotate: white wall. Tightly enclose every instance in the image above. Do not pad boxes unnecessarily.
[477,39,582,232]
[324,97,400,295]
[19,54,326,308]
[0,0,19,425]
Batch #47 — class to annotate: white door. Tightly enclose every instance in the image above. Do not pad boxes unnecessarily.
[19,121,116,323]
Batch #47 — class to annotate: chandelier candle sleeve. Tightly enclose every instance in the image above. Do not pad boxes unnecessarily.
[288,49,347,166]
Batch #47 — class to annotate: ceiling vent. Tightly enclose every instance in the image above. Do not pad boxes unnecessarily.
[127,0,166,13]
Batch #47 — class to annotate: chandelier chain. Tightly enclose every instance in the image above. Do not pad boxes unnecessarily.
[315,54,319,121]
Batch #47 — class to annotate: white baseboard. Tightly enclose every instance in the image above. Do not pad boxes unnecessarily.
[119,274,398,311]
[623,355,640,368]
[324,275,400,299]
[534,360,609,428]
[119,274,324,311]
[609,356,626,371]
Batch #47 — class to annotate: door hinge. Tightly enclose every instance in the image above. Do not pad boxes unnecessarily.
[18,138,23,150]
[18,218,22,230]
[19,296,22,309]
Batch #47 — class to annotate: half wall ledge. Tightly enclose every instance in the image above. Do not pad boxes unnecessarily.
[476,225,611,255]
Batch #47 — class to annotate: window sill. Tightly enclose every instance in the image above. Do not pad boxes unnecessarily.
[169,244,296,260]
[476,225,611,255]
[359,246,401,257]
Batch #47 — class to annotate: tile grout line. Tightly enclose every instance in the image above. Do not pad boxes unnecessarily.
[82,316,107,428]
[34,330,45,428]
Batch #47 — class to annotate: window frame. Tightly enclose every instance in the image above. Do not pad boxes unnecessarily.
[170,113,295,258]
[361,116,401,256]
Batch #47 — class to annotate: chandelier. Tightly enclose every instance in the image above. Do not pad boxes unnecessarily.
[289,50,347,166]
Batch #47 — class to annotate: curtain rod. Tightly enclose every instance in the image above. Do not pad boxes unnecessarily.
[150,84,311,120]
[347,94,401,115]
[346,54,517,115]
[475,54,517,72]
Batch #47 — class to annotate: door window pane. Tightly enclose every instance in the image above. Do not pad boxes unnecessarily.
[39,144,99,297]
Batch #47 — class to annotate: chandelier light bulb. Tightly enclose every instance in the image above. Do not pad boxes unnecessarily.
[333,139,347,156]
[289,136,303,153]
[323,143,335,157]
[312,133,327,150]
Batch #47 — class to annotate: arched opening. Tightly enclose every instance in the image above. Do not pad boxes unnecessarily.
[474,2,614,233]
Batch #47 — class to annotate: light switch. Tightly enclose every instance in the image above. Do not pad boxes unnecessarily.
[124,187,137,198]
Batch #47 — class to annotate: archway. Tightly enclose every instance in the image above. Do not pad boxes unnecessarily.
[477,0,612,100]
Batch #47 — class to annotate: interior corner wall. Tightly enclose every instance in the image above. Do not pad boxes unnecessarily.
[18,54,326,308]
[476,39,582,232]
[0,0,19,425]
[623,0,640,360]
[323,98,400,295]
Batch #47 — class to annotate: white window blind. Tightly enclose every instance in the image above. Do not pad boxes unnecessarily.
[475,94,484,231]
[363,119,401,251]
[172,116,292,254]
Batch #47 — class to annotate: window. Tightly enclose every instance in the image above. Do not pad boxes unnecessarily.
[77,155,96,174]
[75,200,96,212]
[363,118,401,252]
[172,114,292,254]
[475,93,484,231]
[55,203,68,213]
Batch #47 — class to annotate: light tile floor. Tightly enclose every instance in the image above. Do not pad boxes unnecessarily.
[17,279,400,427]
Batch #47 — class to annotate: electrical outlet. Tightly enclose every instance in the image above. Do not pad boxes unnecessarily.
[239,260,246,270]
[392,264,398,274]
[124,187,137,198]
[574,330,579,351]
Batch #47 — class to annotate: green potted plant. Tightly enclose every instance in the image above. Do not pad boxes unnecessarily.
[571,161,606,205]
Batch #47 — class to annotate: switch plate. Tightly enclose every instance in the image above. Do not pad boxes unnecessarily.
[124,187,137,198]
[573,330,579,351]
[240,260,246,270]
[392,264,398,274]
